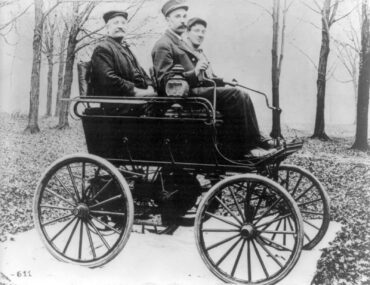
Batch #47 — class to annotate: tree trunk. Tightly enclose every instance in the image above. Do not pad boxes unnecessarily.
[270,0,282,139]
[352,0,370,150]
[25,0,43,133]
[312,0,331,140]
[57,15,78,129]
[45,52,53,117]
[54,27,68,117]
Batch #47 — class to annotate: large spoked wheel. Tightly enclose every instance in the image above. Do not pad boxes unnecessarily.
[277,164,330,250]
[33,154,134,268]
[195,174,303,285]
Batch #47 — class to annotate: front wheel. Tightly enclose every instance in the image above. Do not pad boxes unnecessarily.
[194,174,303,285]
[33,153,134,268]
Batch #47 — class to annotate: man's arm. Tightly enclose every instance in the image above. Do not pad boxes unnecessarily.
[152,43,174,91]
[91,46,136,96]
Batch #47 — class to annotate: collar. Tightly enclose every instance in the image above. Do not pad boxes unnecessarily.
[107,36,130,47]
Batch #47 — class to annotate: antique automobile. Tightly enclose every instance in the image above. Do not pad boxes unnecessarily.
[33,63,330,285]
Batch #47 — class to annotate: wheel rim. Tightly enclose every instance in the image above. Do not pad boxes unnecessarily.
[277,165,330,249]
[34,155,133,267]
[195,174,303,285]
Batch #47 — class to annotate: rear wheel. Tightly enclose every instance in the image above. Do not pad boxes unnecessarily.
[277,164,330,249]
[195,174,303,285]
[33,154,134,268]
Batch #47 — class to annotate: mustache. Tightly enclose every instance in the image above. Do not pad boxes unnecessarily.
[114,28,125,32]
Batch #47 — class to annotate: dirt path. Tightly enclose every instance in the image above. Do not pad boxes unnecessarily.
[0,222,341,285]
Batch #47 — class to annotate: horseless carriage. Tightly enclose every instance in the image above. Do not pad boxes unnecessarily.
[33,63,330,285]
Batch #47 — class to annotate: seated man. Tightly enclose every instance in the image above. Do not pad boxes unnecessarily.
[151,0,275,157]
[90,10,155,99]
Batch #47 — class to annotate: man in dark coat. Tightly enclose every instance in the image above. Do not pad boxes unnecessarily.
[151,0,275,157]
[91,10,154,98]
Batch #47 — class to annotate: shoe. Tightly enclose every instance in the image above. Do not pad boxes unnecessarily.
[247,147,278,158]
[257,137,277,150]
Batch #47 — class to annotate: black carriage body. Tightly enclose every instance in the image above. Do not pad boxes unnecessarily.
[82,111,216,164]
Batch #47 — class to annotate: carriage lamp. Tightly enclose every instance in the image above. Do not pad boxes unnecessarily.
[165,64,189,97]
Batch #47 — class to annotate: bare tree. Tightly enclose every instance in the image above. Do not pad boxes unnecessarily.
[0,0,32,38]
[352,0,370,150]
[57,2,98,129]
[25,0,60,133]
[307,0,353,140]
[42,14,57,117]
[270,0,293,138]
[54,25,68,117]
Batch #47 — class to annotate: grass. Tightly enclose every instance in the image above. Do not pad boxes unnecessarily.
[0,113,369,284]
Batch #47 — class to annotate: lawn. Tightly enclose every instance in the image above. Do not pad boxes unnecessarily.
[0,112,369,284]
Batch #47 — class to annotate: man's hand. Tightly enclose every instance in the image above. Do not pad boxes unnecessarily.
[194,58,209,76]
[134,86,156,97]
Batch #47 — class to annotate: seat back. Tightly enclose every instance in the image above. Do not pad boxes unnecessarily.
[77,61,92,96]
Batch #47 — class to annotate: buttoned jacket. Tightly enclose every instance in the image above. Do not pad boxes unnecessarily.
[151,30,200,94]
[91,36,151,97]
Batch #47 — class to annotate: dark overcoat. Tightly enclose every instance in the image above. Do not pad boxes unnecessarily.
[91,36,151,97]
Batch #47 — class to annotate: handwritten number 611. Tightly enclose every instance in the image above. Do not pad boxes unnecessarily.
[16,271,31,277]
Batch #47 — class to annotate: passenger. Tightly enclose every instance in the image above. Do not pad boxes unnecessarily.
[151,0,276,157]
[90,10,155,98]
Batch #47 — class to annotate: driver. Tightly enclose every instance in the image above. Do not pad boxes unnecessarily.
[151,0,276,157]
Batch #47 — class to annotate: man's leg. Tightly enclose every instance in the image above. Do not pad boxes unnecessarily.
[190,86,262,154]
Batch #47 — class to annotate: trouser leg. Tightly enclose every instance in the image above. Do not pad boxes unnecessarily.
[190,86,261,152]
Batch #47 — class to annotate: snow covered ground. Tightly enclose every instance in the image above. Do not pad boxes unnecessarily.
[0,221,341,285]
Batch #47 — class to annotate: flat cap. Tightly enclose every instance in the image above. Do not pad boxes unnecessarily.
[103,10,128,23]
[161,0,188,17]
[187,17,207,29]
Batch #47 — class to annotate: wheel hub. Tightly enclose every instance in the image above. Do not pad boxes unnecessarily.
[240,224,256,240]
[73,204,90,219]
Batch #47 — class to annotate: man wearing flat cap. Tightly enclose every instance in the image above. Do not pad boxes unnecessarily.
[90,10,154,98]
[151,1,276,157]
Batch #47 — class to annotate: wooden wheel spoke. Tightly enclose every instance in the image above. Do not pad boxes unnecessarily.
[303,219,320,230]
[87,219,111,250]
[78,219,84,260]
[90,210,126,217]
[40,204,73,211]
[45,188,76,207]
[300,210,324,216]
[81,162,86,200]
[89,194,123,209]
[206,233,240,251]
[304,232,311,242]
[256,213,292,229]
[67,165,81,202]
[202,228,240,233]
[255,237,283,268]
[298,198,322,207]
[91,178,114,201]
[215,196,243,225]
[42,213,74,227]
[205,211,241,228]
[295,183,314,202]
[63,219,80,254]
[90,215,122,235]
[259,235,293,252]
[253,197,283,226]
[228,186,245,223]
[55,174,78,204]
[261,230,296,235]
[247,240,252,282]
[271,219,283,241]
[85,220,96,259]
[231,240,246,277]
[215,237,242,266]
[251,239,269,278]
[50,216,77,242]
[291,174,303,197]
